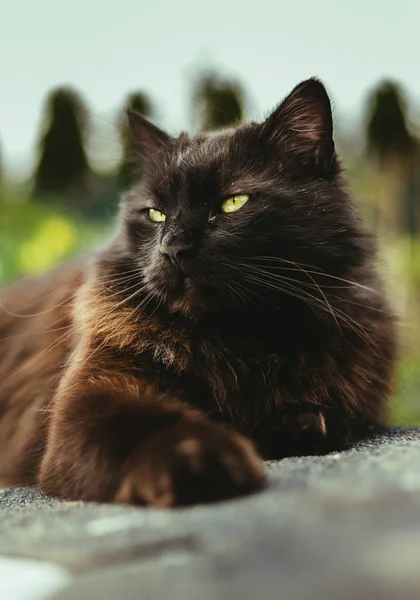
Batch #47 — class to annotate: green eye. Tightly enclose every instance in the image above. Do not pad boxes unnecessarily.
[221,194,250,213]
[148,208,166,223]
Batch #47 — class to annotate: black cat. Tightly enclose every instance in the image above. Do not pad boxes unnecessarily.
[0,78,396,506]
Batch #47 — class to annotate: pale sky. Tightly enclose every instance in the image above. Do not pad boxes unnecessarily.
[1,0,419,178]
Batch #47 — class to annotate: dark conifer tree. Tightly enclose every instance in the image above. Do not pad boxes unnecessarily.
[33,87,90,199]
[366,81,418,235]
[193,74,245,131]
[367,81,415,166]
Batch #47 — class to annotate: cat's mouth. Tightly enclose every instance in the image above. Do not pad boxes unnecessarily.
[145,255,229,317]
[149,270,217,316]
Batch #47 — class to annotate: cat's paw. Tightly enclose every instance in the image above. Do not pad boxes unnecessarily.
[114,421,266,507]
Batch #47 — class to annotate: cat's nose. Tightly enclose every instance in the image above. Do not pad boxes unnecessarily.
[160,241,194,271]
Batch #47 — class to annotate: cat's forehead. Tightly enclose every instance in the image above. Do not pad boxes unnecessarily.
[175,128,236,166]
[142,122,266,203]
[157,124,256,186]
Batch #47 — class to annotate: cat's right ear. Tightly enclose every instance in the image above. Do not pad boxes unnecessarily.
[260,78,335,176]
[127,110,173,155]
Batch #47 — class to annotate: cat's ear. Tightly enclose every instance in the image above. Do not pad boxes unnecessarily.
[262,78,335,175]
[127,109,173,155]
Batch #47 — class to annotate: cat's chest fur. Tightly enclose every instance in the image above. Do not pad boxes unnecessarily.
[132,316,289,426]
[90,293,316,429]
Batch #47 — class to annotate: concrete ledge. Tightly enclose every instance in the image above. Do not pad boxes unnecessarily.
[1,428,420,599]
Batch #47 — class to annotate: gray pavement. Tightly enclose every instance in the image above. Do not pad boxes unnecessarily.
[1,428,420,599]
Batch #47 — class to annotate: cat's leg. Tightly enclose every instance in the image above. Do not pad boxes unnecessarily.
[38,367,265,507]
[255,405,373,459]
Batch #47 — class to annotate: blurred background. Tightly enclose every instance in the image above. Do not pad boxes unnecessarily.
[1,0,420,424]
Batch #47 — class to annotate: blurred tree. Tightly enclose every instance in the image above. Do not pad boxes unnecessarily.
[193,74,245,131]
[118,91,153,190]
[0,139,3,201]
[366,81,416,166]
[366,81,419,236]
[33,87,91,202]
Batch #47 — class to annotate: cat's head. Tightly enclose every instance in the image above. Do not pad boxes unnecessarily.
[119,78,367,321]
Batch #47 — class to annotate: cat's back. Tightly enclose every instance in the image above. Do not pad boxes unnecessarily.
[0,257,88,383]
[0,258,88,482]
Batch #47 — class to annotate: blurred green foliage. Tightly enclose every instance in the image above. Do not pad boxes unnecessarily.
[0,196,109,285]
[393,357,420,426]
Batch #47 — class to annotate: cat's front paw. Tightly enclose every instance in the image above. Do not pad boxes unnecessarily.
[114,421,266,507]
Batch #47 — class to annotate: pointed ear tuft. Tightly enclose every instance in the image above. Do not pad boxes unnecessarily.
[127,109,173,154]
[263,78,335,175]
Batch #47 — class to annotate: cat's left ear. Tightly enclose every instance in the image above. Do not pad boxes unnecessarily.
[261,78,335,175]
[127,109,174,155]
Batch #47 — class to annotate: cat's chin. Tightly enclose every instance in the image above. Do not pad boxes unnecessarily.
[166,278,205,317]
[149,275,227,319]
[161,278,224,319]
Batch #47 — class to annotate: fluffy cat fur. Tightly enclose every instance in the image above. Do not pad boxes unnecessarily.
[0,78,397,506]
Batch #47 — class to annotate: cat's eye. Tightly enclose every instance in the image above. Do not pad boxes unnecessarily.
[221,194,250,214]
[148,208,166,223]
